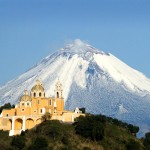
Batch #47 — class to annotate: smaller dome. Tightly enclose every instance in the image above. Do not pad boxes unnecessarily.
[20,90,32,101]
[31,80,44,92]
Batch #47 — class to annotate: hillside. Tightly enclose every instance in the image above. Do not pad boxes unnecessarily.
[0,114,147,150]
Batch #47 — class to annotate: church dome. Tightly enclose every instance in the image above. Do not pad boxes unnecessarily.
[31,80,44,92]
[20,90,32,101]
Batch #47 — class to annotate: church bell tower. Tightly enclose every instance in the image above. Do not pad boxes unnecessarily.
[55,79,63,99]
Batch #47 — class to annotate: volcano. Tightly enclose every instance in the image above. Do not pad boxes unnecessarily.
[0,39,150,136]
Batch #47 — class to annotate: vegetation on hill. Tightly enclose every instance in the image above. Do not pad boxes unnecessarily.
[0,113,150,150]
[0,103,15,114]
[74,114,143,150]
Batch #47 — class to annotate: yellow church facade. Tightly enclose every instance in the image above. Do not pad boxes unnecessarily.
[0,80,84,136]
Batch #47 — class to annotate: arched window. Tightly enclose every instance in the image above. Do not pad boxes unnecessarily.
[34,92,36,97]
[57,92,59,98]
[39,92,41,97]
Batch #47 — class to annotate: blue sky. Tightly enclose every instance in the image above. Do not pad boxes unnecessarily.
[0,0,150,85]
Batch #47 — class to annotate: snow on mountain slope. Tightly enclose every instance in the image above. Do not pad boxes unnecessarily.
[94,53,150,93]
[0,39,150,136]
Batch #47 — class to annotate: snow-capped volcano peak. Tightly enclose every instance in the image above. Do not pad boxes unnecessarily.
[57,39,150,94]
[60,39,105,55]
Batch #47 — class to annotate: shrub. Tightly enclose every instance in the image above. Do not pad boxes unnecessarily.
[0,103,14,113]
[143,132,150,149]
[79,108,86,113]
[11,135,26,150]
[127,124,139,135]
[37,120,65,141]
[0,140,11,150]
[59,146,68,150]
[83,147,91,150]
[28,137,48,150]
[92,123,104,141]
[42,112,51,122]
[74,115,105,141]
[126,139,142,150]
[61,134,70,145]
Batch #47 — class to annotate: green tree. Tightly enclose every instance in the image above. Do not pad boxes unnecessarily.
[11,135,26,150]
[143,132,150,150]
[28,137,48,150]
[74,115,105,141]
[126,139,142,150]
[127,124,139,135]
[79,108,86,113]
[42,112,51,122]
[0,103,15,114]
[36,120,65,141]
[92,122,104,141]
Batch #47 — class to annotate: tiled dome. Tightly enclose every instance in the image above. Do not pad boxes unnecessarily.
[20,90,31,101]
[31,80,44,92]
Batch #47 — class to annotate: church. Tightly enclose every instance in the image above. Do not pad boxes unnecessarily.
[0,80,84,136]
